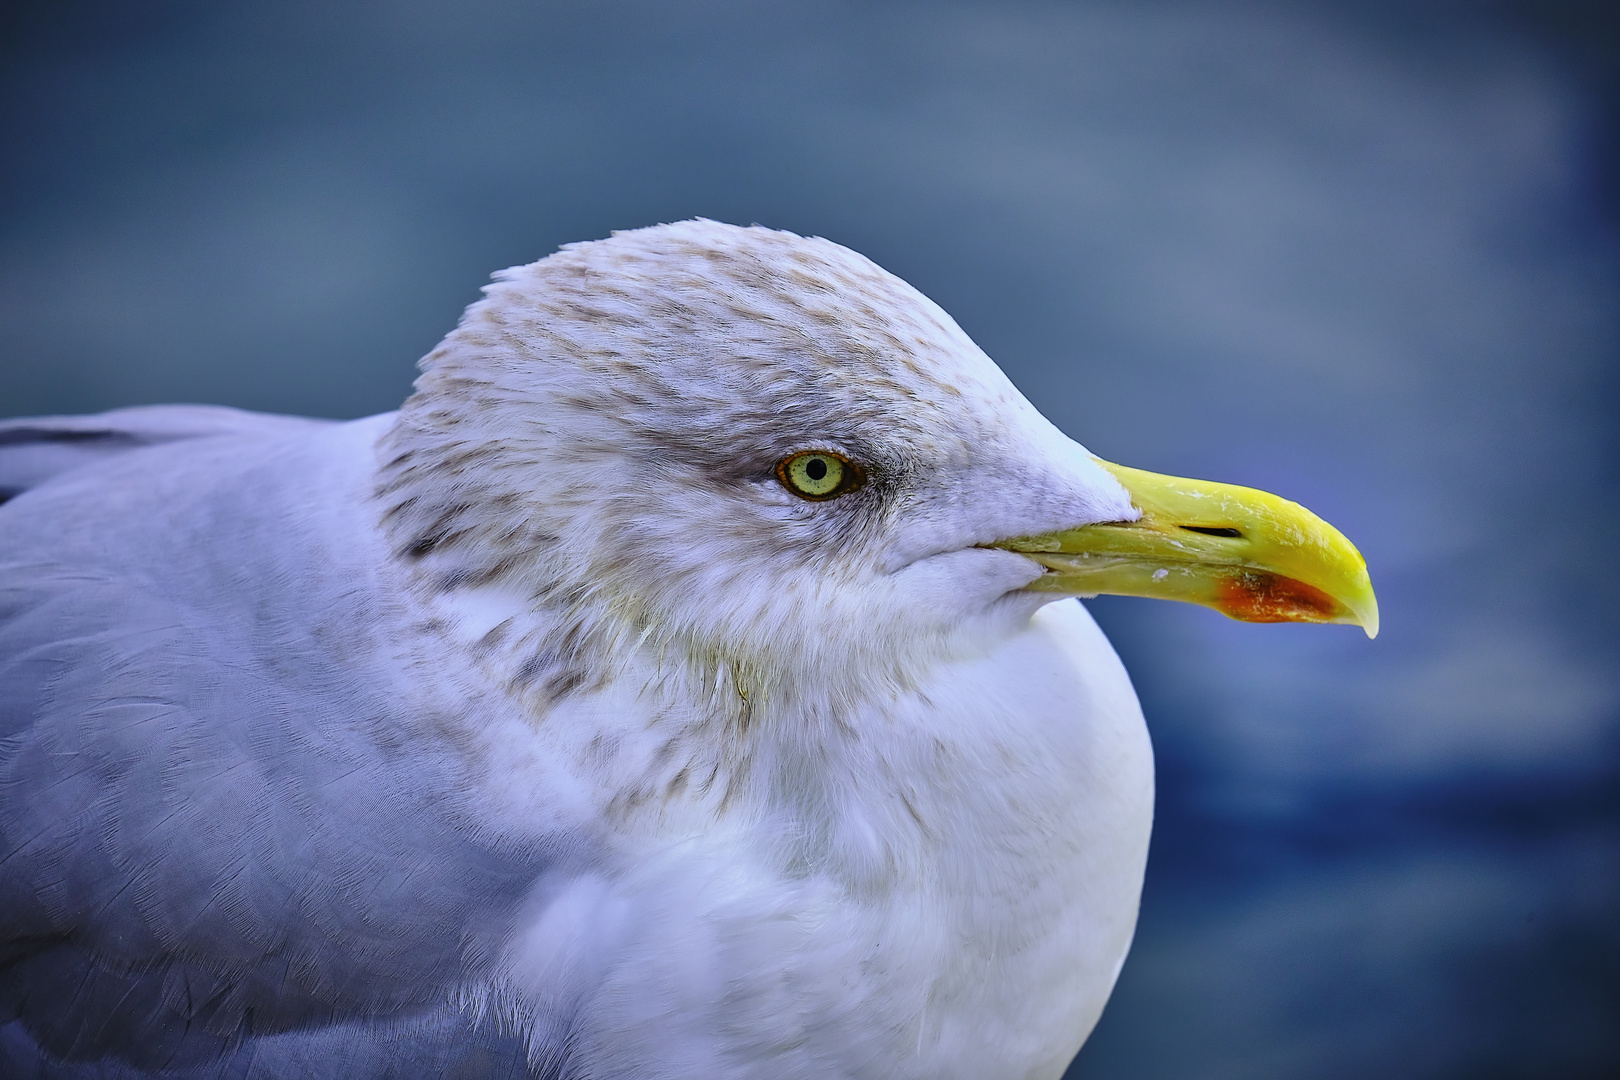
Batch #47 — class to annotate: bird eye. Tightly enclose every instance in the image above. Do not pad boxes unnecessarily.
[777,450,864,501]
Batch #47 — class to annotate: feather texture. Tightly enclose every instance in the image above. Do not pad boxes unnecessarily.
[0,418,556,1076]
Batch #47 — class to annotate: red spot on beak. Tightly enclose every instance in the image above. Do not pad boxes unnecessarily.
[1214,571,1341,624]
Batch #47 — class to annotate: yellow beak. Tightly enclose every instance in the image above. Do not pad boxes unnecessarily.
[994,460,1379,638]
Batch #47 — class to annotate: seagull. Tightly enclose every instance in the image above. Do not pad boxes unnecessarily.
[0,220,1375,1079]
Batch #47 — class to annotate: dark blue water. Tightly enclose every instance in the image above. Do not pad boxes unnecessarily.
[3,3,1615,1076]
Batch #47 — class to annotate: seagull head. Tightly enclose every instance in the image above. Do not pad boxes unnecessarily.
[380,220,1374,713]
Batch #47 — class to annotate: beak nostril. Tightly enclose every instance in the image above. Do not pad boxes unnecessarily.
[1179,525,1243,538]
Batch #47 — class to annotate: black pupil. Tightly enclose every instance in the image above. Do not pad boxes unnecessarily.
[806,458,828,481]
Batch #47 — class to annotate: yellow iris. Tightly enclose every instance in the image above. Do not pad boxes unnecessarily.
[778,450,863,500]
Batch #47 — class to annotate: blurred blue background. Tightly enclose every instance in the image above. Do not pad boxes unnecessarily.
[3,2,1616,1076]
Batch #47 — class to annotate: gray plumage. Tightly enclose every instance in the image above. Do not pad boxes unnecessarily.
[0,410,549,1077]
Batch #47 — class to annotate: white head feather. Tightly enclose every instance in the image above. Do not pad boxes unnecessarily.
[378,220,1132,736]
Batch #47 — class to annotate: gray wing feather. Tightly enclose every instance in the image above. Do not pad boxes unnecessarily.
[0,416,565,1078]
[0,406,329,503]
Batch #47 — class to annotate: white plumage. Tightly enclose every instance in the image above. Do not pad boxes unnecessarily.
[0,221,1159,1078]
